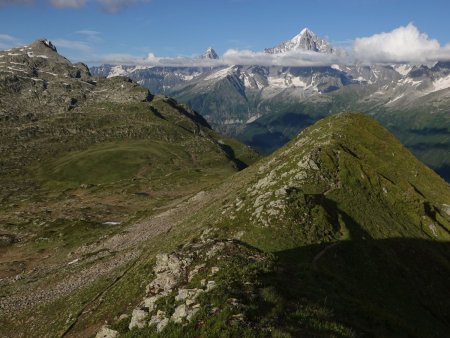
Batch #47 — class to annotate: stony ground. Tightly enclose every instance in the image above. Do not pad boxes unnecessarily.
[0,190,216,324]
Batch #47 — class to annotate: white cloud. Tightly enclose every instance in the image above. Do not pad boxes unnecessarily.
[219,24,450,67]
[75,29,102,42]
[94,52,223,67]
[0,34,21,50]
[75,30,101,36]
[97,0,149,13]
[222,48,349,67]
[0,34,17,42]
[49,0,86,8]
[51,38,92,52]
[5,23,447,68]
[353,23,450,64]
[91,48,349,68]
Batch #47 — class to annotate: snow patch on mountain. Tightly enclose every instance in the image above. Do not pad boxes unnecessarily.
[386,93,405,105]
[431,74,450,92]
[393,64,413,76]
[400,77,423,86]
[204,66,234,81]
[107,65,128,78]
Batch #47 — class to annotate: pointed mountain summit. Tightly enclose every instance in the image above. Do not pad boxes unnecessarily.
[265,27,334,54]
[201,47,219,60]
[30,38,58,53]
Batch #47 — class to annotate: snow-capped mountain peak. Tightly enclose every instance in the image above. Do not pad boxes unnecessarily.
[264,28,334,54]
[201,47,219,60]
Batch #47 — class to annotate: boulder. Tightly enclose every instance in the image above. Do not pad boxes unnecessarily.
[129,309,148,330]
[206,280,216,291]
[143,295,161,312]
[157,318,169,332]
[171,304,188,323]
[95,325,119,338]
[146,253,192,295]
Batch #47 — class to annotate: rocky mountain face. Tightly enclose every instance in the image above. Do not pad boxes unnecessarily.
[201,47,219,60]
[90,64,219,95]
[90,29,450,182]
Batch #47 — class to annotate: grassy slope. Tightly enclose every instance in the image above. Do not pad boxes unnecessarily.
[58,113,449,337]
[0,94,257,240]
[0,91,259,337]
[2,91,449,337]
[162,112,450,337]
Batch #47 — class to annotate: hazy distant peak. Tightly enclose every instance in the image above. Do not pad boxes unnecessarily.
[201,47,219,60]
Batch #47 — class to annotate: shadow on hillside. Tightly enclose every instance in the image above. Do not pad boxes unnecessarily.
[435,164,450,183]
[268,238,450,337]
[218,143,250,170]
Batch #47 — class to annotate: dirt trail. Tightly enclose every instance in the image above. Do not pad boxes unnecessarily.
[0,190,213,314]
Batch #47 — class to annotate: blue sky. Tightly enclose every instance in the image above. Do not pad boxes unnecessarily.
[1,0,450,65]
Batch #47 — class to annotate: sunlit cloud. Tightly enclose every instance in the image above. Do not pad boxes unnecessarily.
[353,23,450,64]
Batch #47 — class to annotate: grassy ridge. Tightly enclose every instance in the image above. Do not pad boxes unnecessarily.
[150,113,450,337]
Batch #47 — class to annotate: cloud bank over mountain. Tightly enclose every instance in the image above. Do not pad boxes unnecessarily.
[93,24,450,67]
[1,22,449,67]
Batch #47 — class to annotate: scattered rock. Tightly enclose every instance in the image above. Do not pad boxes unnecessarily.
[108,239,266,334]
[188,263,205,281]
[442,204,450,217]
[146,253,191,295]
[95,325,119,338]
[186,307,200,321]
[143,295,161,312]
[129,309,148,330]
[171,304,188,323]
[206,242,225,258]
[118,313,129,321]
[0,234,17,247]
[233,231,245,240]
[206,280,216,291]
[175,288,199,302]
[157,317,169,332]
[149,309,169,332]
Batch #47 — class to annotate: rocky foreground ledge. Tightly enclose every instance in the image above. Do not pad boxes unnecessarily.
[96,231,272,337]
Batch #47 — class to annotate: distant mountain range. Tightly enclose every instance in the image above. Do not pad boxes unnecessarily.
[91,28,450,182]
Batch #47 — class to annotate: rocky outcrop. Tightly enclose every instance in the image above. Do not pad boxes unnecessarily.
[97,232,270,336]
[128,308,148,330]
[0,39,152,119]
